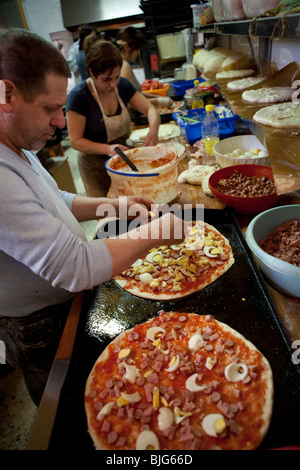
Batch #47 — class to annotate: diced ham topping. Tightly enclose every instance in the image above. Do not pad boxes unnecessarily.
[107,431,118,444]
[88,312,263,450]
[259,219,300,267]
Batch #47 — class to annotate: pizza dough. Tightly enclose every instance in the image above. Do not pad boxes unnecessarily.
[242,87,293,103]
[129,124,180,146]
[216,69,255,80]
[202,172,214,197]
[178,165,216,185]
[253,102,300,128]
[114,221,234,300]
[227,77,265,90]
[85,311,274,450]
[193,47,243,74]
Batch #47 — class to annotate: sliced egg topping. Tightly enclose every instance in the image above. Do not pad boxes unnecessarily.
[158,407,173,431]
[92,315,258,450]
[136,430,160,450]
[146,326,166,341]
[121,225,227,292]
[96,401,114,421]
[165,354,180,372]
[202,413,227,437]
[119,362,140,384]
[188,332,203,351]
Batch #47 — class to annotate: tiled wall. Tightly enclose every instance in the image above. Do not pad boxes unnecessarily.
[22,0,66,40]
[22,0,74,61]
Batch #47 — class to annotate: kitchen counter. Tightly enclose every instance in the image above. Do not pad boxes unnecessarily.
[27,131,300,450]
[182,161,300,345]
[106,135,300,344]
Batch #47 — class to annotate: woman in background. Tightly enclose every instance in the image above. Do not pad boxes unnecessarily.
[76,26,97,81]
[66,40,160,197]
[116,26,173,109]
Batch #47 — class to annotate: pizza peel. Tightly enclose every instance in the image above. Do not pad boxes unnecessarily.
[26,291,84,450]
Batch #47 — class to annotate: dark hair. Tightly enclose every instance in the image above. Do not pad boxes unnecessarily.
[116,26,146,52]
[83,34,99,54]
[79,25,97,49]
[86,40,122,77]
[0,28,71,103]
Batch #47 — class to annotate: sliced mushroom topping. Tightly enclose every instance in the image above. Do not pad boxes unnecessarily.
[186,373,208,392]
[224,362,248,382]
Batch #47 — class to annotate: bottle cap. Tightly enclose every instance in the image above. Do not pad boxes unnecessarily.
[206,104,214,112]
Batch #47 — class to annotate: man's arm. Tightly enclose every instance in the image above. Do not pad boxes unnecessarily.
[70,194,157,222]
[103,212,185,277]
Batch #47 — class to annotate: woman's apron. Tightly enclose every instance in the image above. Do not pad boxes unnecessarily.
[78,79,132,197]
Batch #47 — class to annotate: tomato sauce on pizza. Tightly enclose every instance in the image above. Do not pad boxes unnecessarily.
[85,311,273,450]
[114,222,235,300]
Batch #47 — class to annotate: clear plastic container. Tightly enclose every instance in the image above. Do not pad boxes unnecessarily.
[221,0,246,21]
[212,0,226,22]
[242,0,281,18]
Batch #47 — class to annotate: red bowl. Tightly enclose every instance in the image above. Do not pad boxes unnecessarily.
[208,165,281,215]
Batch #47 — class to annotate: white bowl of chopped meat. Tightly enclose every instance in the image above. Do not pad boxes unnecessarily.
[246,205,300,298]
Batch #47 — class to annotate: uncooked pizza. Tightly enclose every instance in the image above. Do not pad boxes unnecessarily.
[114,221,234,300]
[85,311,274,450]
[242,87,293,103]
[227,77,265,90]
[253,102,300,128]
[216,69,255,80]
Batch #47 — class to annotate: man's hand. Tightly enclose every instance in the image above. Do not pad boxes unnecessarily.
[117,196,159,223]
[148,212,186,246]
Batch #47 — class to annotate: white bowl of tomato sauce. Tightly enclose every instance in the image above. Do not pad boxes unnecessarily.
[105,145,179,205]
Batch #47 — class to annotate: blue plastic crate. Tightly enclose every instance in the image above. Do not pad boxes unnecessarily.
[172,105,237,144]
[170,78,205,96]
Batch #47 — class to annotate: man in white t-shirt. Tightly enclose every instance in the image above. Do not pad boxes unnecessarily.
[0,28,184,405]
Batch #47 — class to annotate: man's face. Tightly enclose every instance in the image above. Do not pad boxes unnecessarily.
[9,73,68,151]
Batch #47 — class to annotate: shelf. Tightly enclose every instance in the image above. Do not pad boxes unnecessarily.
[198,13,300,39]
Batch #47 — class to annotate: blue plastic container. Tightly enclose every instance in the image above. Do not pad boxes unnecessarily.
[170,78,205,96]
[172,105,237,144]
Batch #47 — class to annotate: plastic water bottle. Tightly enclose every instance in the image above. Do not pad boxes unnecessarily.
[192,80,202,109]
[200,104,219,164]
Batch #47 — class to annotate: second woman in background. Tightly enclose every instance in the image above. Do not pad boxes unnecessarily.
[116,26,173,109]
[66,40,161,197]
